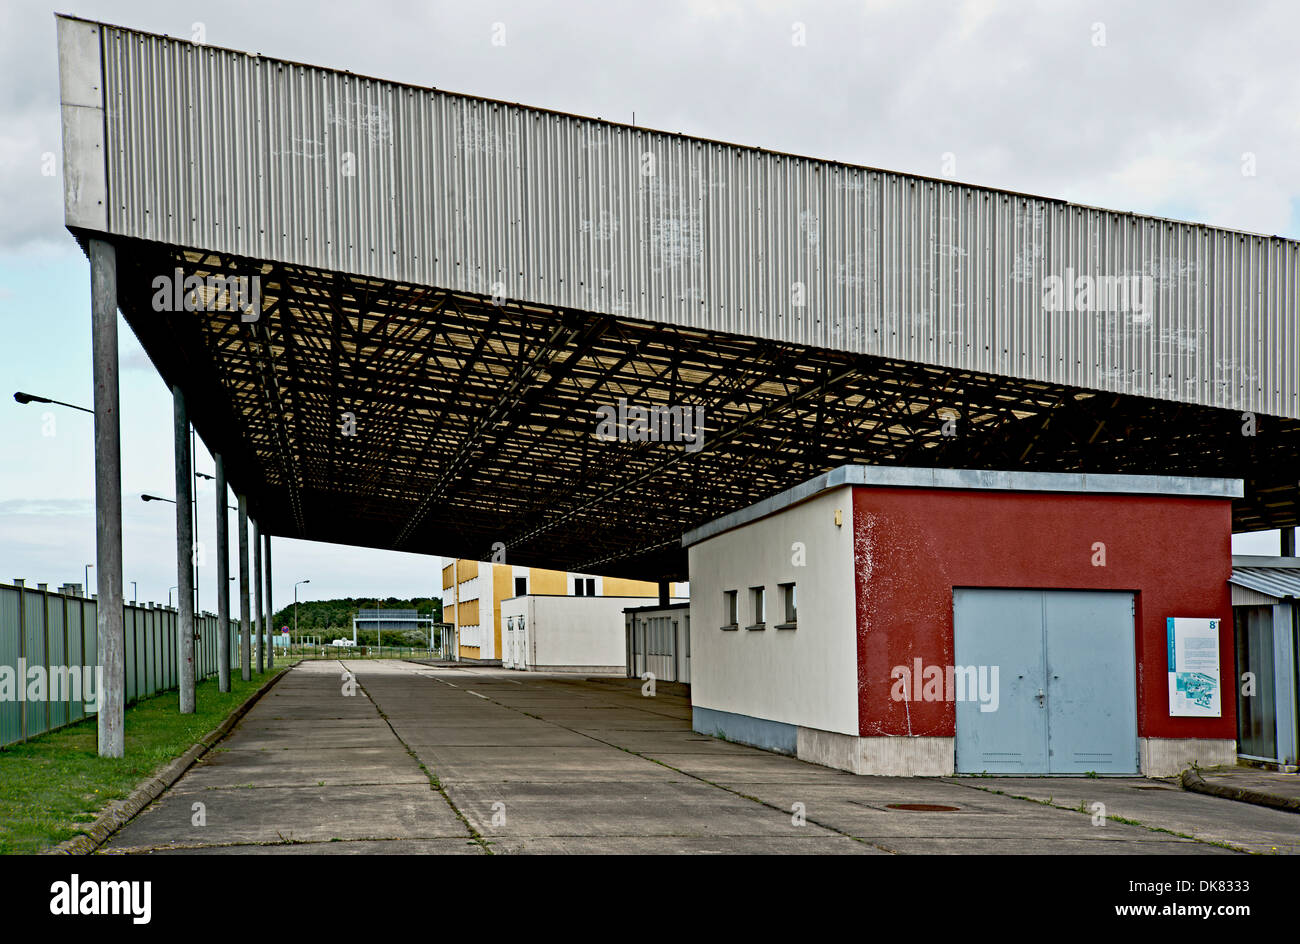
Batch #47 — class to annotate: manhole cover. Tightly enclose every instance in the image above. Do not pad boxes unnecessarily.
[886,803,961,812]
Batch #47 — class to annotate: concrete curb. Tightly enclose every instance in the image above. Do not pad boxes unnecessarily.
[48,664,297,856]
[1180,766,1300,815]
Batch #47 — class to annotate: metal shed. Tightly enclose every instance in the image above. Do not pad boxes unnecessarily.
[1230,557,1300,768]
[625,602,691,684]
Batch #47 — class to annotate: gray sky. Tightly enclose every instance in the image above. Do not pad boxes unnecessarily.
[0,0,1294,607]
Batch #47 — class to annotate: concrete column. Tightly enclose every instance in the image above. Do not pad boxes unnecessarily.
[173,387,196,713]
[658,580,670,607]
[1283,527,1296,558]
[238,495,251,681]
[215,453,231,692]
[264,532,273,668]
[253,519,264,673]
[90,238,124,758]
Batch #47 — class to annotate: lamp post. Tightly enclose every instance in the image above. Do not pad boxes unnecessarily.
[16,397,99,603]
[191,455,212,616]
[15,389,122,754]
[142,492,235,616]
[17,394,94,602]
[168,586,178,607]
[294,579,310,645]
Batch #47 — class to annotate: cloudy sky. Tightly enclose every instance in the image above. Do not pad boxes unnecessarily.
[1,0,1295,609]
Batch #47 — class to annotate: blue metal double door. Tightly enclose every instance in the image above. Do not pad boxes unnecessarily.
[954,588,1138,775]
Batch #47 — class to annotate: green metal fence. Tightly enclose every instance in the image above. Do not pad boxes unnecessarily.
[0,581,242,748]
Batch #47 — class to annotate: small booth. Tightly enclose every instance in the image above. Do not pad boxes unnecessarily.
[1229,558,1299,769]
[684,465,1242,777]
[501,594,670,673]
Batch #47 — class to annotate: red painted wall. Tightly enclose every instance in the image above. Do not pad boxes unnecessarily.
[851,486,1235,740]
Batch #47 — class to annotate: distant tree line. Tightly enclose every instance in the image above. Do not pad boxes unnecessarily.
[271,596,443,645]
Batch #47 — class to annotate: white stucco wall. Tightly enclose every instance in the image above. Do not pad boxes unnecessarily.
[688,485,859,735]
[500,595,667,670]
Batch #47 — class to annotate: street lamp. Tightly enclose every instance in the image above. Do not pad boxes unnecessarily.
[13,391,93,414]
[294,579,310,644]
[142,493,234,511]
[168,586,178,607]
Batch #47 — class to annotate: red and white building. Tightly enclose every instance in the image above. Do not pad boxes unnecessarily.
[685,465,1241,777]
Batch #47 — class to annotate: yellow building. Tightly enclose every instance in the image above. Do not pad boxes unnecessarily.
[440,559,686,661]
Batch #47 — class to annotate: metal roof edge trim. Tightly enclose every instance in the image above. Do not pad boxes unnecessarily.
[681,464,1245,548]
[55,12,1300,245]
[1229,568,1300,600]
[622,602,692,613]
[1232,555,1300,568]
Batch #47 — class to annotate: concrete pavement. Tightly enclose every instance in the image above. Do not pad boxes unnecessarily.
[1184,765,1300,815]
[102,661,1298,854]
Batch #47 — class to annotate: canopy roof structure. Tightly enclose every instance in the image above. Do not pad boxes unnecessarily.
[58,15,1300,580]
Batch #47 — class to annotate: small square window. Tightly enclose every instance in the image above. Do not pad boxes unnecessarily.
[722,590,738,630]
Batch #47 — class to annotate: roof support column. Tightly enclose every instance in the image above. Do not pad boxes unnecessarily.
[264,532,273,668]
[90,238,124,757]
[1283,528,1296,557]
[658,581,670,607]
[253,519,264,673]
[214,453,231,692]
[173,385,196,713]
[238,495,251,681]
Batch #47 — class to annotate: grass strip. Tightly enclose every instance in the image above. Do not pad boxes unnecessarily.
[0,668,287,854]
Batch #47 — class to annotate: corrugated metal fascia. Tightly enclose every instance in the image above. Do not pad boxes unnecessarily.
[87,18,1300,419]
[1229,567,1300,600]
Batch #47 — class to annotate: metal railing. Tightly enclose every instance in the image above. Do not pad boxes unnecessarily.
[0,581,242,748]
[285,624,456,662]
[290,645,436,661]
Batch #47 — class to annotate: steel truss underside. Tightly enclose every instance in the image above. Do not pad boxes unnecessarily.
[107,236,1300,581]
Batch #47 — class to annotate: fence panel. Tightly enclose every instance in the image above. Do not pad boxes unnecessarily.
[143,608,155,698]
[21,588,46,738]
[46,595,67,729]
[124,606,138,703]
[0,582,242,748]
[0,587,20,745]
[65,595,84,722]
[81,597,97,709]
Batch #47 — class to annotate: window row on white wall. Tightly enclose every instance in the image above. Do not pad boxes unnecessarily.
[721,582,797,631]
